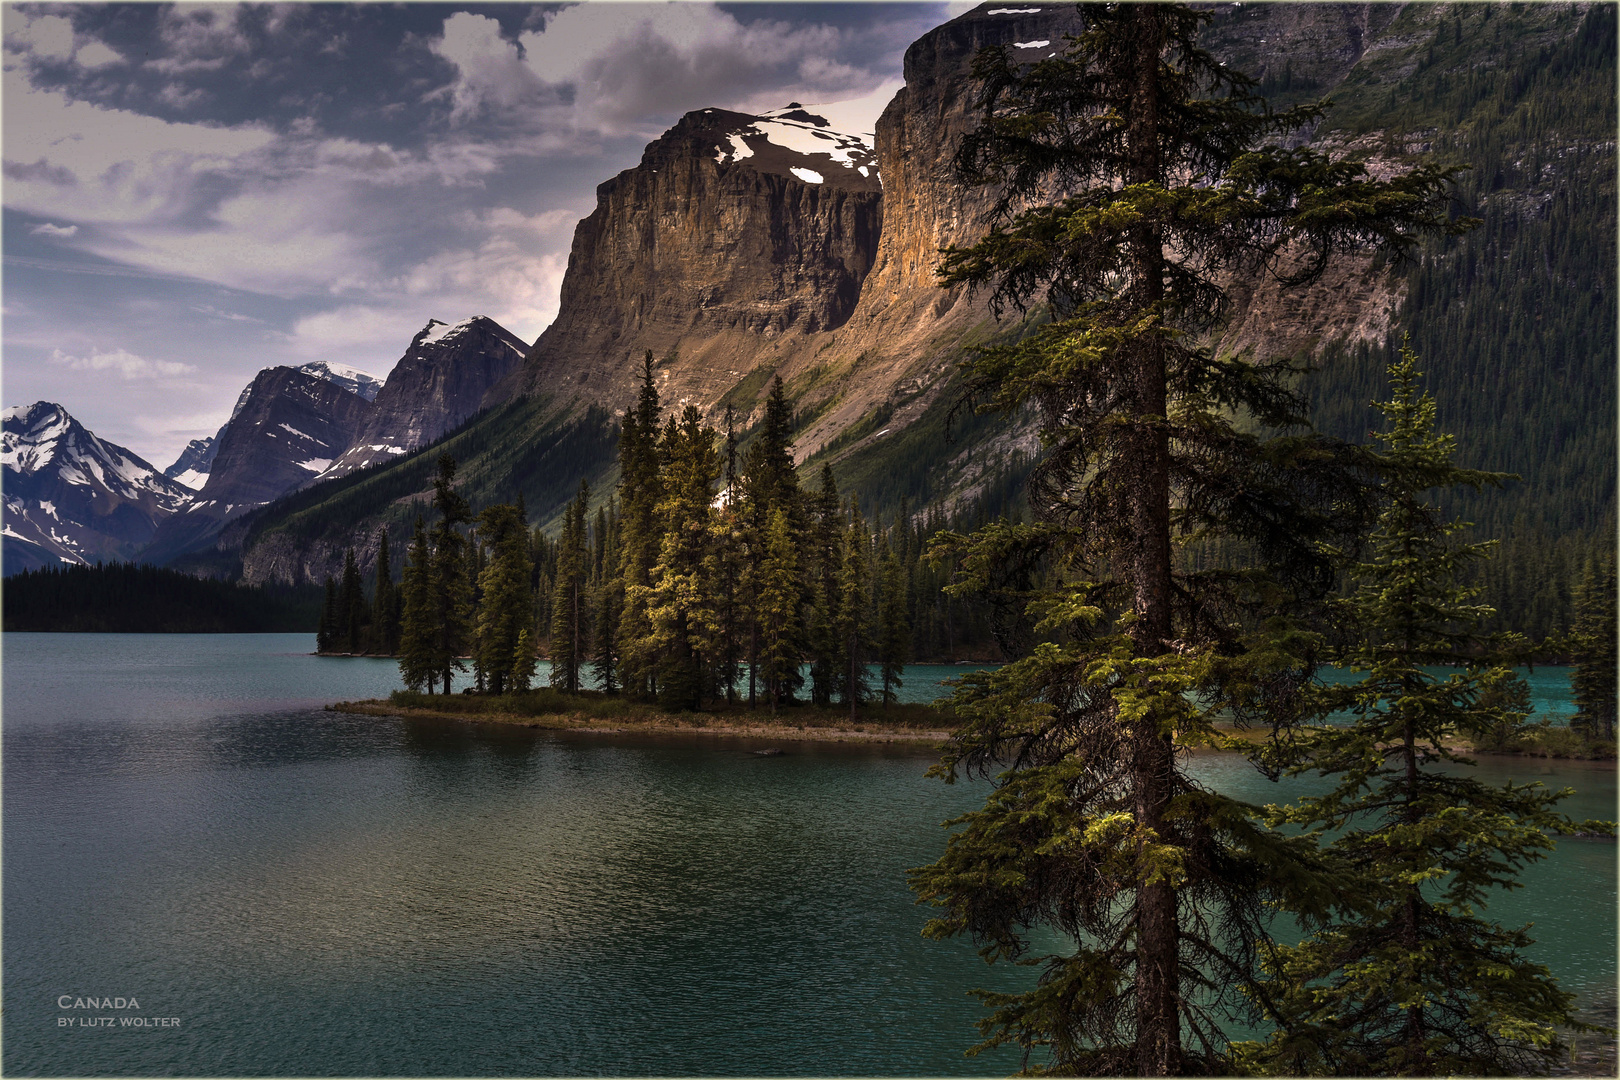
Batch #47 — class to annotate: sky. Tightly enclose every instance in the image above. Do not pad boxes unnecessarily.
[2,1,972,470]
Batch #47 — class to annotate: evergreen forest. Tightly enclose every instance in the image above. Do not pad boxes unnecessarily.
[5,561,322,633]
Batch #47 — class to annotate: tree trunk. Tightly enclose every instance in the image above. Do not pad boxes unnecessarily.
[1124,10,1180,1074]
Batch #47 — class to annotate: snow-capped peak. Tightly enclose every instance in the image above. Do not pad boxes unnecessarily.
[419,317,478,346]
[2,402,72,473]
[2,401,190,505]
[706,104,880,185]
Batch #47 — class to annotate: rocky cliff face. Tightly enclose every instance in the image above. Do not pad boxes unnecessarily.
[780,3,1089,454]
[324,316,528,479]
[494,104,883,415]
[487,2,1453,462]
[2,402,193,573]
[478,5,1099,456]
[142,367,374,564]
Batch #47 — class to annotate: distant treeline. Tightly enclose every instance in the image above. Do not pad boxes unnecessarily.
[3,562,322,633]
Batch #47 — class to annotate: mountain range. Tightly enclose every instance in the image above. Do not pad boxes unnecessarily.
[5,2,1612,594]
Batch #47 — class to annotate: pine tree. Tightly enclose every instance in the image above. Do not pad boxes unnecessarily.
[838,499,872,719]
[429,453,473,694]
[807,465,844,706]
[876,523,910,705]
[476,503,534,696]
[616,352,666,699]
[398,517,436,693]
[372,529,398,655]
[1240,345,1589,1076]
[510,627,535,694]
[317,576,338,654]
[649,406,720,710]
[339,547,364,654]
[1570,553,1618,741]
[712,406,746,705]
[549,483,591,692]
[591,498,622,694]
[740,376,805,706]
[757,506,801,714]
[907,6,1472,1072]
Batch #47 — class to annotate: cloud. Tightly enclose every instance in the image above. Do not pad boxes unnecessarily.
[190,304,263,324]
[428,12,547,123]
[4,159,77,186]
[29,222,79,238]
[4,11,75,61]
[417,4,893,140]
[148,5,253,74]
[74,40,123,68]
[1,74,520,298]
[4,10,126,70]
[513,4,868,135]
[49,347,196,380]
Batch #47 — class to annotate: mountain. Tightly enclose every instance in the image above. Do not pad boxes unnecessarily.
[490,104,883,418]
[232,1,1613,599]
[161,360,384,494]
[321,316,529,480]
[163,437,217,491]
[3,402,193,574]
[141,367,377,566]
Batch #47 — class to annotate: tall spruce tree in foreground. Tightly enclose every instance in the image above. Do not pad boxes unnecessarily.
[907,5,1472,1073]
[1239,345,1592,1076]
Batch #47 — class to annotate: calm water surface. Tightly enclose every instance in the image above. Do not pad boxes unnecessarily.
[3,633,1612,1076]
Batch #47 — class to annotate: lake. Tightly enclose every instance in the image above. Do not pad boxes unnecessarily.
[3,633,1613,1076]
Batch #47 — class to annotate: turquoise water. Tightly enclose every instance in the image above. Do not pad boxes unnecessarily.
[2,633,1611,1076]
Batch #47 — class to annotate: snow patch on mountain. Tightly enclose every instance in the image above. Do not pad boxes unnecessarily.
[420,318,473,346]
[297,360,385,401]
[170,468,209,490]
[708,105,879,184]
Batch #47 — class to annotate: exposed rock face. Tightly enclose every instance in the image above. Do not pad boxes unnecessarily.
[485,5,1088,454]
[324,316,527,479]
[784,3,1089,453]
[2,402,193,573]
[493,104,883,414]
[142,368,374,564]
[162,360,383,493]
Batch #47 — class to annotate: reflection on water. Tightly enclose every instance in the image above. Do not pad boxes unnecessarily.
[2,634,1611,1077]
